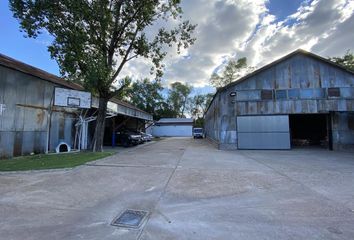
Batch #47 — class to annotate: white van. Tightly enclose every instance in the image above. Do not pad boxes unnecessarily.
[193,128,204,139]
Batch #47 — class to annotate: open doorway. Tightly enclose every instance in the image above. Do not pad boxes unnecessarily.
[289,114,332,150]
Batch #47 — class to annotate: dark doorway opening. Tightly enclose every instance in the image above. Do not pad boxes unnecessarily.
[289,114,332,150]
[59,144,69,152]
[103,115,145,147]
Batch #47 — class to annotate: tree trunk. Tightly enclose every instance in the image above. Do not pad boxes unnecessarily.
[181,97,186,117]
[92,97,108,152]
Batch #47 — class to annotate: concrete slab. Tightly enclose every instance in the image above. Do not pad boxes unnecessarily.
[1,138,354,239]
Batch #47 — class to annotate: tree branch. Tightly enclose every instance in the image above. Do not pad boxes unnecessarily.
[107,0,124,67]
[112,3,145,50]
[84,1,107,55]
[125,54,138,62]
[108,80,130,99]
[108,26,140,85]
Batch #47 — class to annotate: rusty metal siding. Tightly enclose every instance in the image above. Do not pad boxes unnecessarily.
[64,114,73,144]
[1,59,153,158]
[0,66,77,158]
[332,112,354,150]
[204,95,219,142]
[22,131,34,155]
[205,52,354,149]
[48,111,76,151]
[0,132,15,159]
[232,55,354,92]
[49,112,59,150]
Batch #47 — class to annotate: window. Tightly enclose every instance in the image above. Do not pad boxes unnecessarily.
[236,91,261,101]
[261,90,273,100]
[300,89,325,99]
[328,88,340,97]
[275,90,287,100]
[312,89,326,99]
[288,89,300,99]
[340,87,354,99]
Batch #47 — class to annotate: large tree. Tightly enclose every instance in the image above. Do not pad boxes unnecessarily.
[168,81,192,117]
[189,93,214,119]
[126,78,164,119]
[154,102,179,119]
[329,50,354,71]
[210,57,249,89]
[10,0,196,151]
[189,93,214,127]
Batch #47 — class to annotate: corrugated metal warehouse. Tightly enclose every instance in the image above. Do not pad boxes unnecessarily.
[0,54,152,158]
[205,49,354,151]
[152,118,193,137]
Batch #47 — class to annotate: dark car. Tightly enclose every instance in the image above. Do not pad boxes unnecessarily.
[128,129,145,144]
[116,130,142,147]
[140,132,153,142]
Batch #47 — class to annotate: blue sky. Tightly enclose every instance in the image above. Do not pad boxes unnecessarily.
[1,0,353,94]
[0,1,59,75]
[266,0,304,20]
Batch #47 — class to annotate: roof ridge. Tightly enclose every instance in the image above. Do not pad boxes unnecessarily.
[219,48,354,91]
[0,53,83,90]
[205,49,354,113]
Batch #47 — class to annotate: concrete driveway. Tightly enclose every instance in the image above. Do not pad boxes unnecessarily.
[1,138,354,240]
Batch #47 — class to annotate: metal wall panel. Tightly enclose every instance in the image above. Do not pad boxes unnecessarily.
[21,131,35,155]
[237,115,290,150]
[238,132,291,150]
[237,115,289,132]
[0,132,15,158]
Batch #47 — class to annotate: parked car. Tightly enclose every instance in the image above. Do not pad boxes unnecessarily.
[140,132,153,142]
[128,129,145,144]
[116,130,142,147]
[193,128,204,139]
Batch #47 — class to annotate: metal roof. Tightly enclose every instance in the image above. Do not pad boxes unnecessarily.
[0,53,152,118]
[205,49,354,113]
[219,49,354,92]
[0,53,83,90]
[109,97,152,117]
[157,118,194,123]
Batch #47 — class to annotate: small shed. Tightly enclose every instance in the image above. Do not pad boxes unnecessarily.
[152,118,193,137]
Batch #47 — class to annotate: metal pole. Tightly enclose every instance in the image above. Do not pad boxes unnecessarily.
[112,118,116,147]
[45,93,54,154]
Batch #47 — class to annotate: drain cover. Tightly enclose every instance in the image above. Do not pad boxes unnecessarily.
[111,209,149,228]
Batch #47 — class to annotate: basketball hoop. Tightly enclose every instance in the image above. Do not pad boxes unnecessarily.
[54,87,91,109]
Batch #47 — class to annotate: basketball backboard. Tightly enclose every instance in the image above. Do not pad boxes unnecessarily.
[54,87,91,108]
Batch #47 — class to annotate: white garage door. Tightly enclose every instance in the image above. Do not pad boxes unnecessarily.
[237,115,290,150]
[153,125,193,137]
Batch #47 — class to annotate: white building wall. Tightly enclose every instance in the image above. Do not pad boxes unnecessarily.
[152,125,193,137]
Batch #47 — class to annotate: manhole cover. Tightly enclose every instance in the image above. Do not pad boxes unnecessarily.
[111,209,149,228]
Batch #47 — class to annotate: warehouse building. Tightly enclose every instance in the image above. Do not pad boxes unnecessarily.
[0,54,152,158]
[204,49,354,150]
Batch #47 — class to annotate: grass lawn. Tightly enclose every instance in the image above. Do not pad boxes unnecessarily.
[0,151,114,172]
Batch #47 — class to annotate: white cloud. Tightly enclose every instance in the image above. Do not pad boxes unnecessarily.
[120,0,354,91]
[238,0,354,71]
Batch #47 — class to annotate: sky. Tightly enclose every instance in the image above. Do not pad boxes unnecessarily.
[1,0,353,95]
